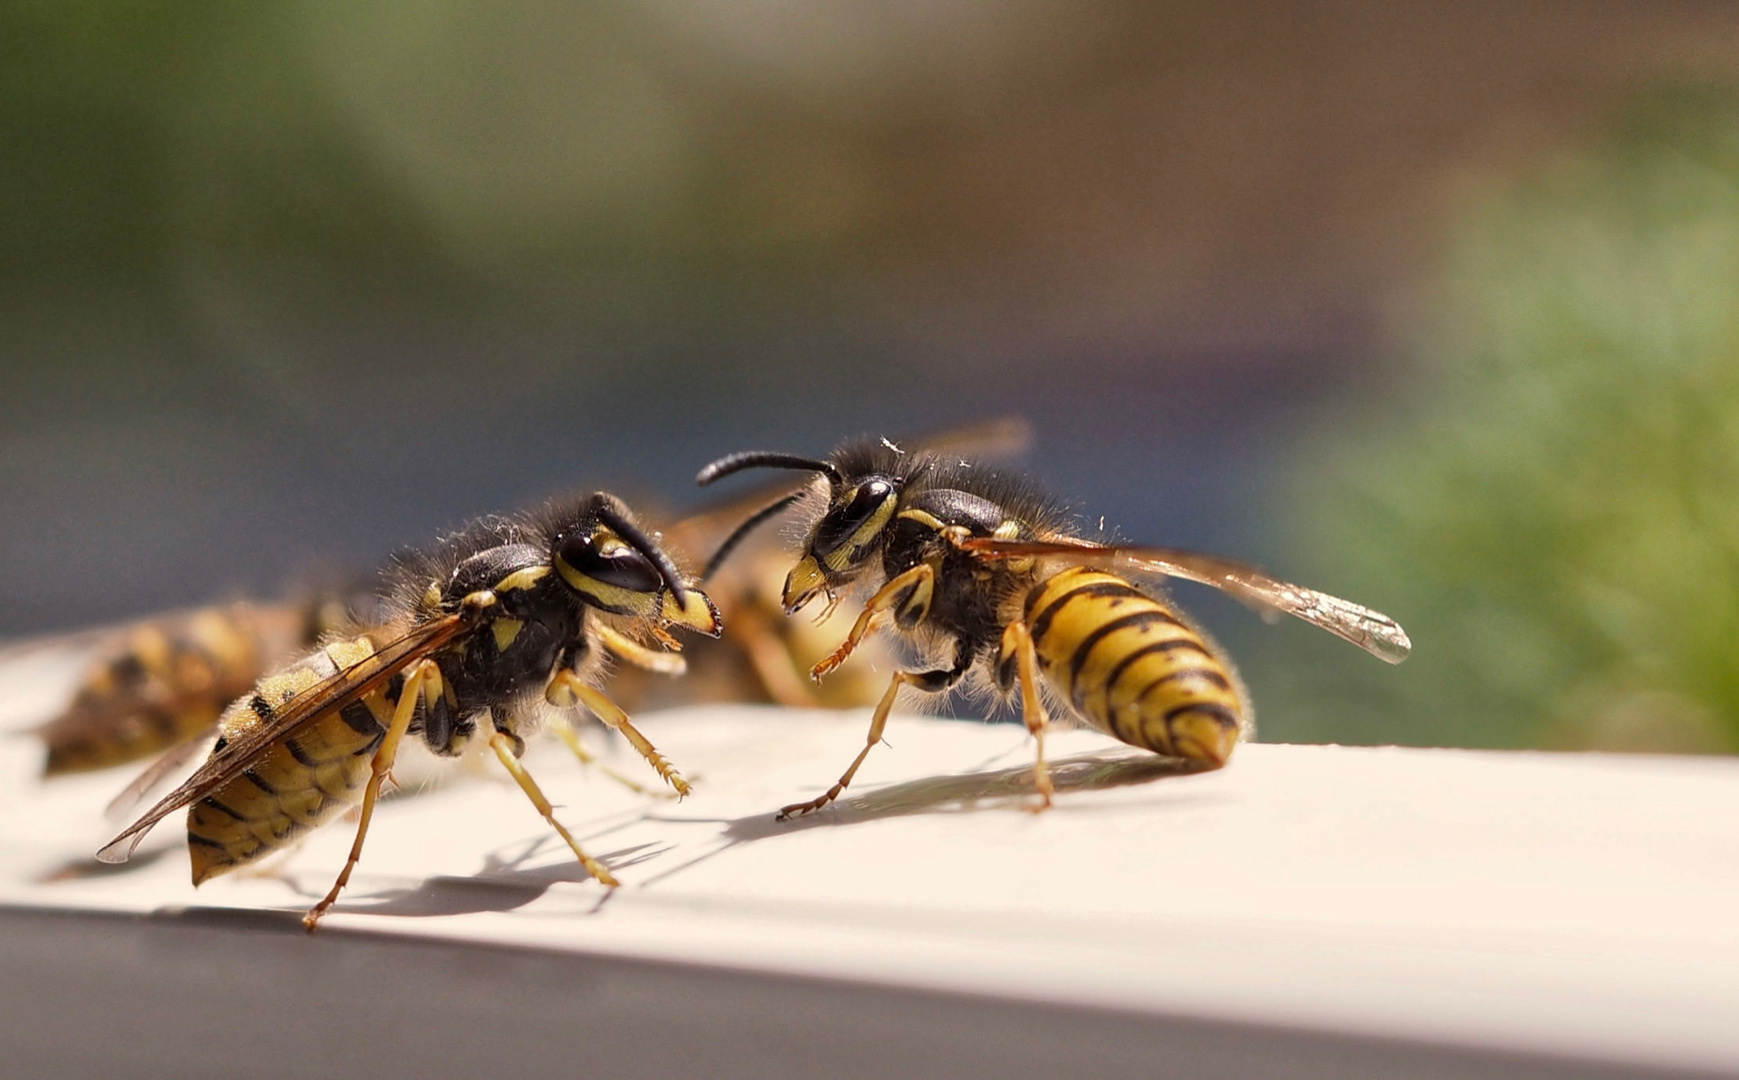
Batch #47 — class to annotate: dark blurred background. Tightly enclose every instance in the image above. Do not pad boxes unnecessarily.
[7,2,1739,751]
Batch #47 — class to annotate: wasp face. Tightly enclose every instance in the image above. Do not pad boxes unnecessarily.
[553,512,720,636]
[784,475,901,614]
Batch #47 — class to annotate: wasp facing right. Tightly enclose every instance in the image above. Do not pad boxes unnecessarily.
[96,492,720,928]
[698,438,1411,819]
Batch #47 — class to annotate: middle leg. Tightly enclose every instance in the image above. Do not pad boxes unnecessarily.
[490,732,619,887]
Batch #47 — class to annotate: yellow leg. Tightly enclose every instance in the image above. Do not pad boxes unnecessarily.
[545,713,674,799]
[304,660,435,930]
[594,623,686,676]
[490,732,620,888]
[811,563,934,680]
[1001,620,1054,810]
[547,670,690,797]
[778,668,922,820]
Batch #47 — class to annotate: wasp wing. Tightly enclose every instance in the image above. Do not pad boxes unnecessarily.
[103,725,219,823]
[95,613,472,863]
[957,536,1411,665]
[897,414,1034,464]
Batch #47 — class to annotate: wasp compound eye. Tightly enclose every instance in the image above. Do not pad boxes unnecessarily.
[813,479,896,559]
[556,530,664,595]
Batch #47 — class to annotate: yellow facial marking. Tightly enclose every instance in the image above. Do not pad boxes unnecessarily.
[554,554,658,616]
[896,508,945,531]
[783,555,828,611]
[823,496,897,573]
[660,587,722,637]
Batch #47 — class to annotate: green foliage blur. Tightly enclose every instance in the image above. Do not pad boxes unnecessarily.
[1258,90,1739,754]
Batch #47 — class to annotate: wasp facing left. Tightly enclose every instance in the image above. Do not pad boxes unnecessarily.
[96,492,720,929]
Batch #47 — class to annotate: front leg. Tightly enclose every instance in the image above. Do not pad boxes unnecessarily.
[546,669,690,797]
[778,638,971,820]
[594,623,687,676]
[811,563,935,681]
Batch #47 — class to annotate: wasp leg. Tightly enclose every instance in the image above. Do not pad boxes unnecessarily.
[594,623,687,676]
[489,731,620,888]
[303,659,438,931]
[731,600,822,709]
[547,670,690,797]
[999,620,1054,811]
[778,649,967,820]
[811,563,934,680]
[545,713,676,799]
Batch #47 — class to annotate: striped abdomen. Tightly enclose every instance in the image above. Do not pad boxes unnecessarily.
[43,605,308,775]
[1023,566,1245,766]
[186,636,393,884]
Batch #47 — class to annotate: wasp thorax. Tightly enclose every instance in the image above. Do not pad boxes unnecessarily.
[554,528,663,613]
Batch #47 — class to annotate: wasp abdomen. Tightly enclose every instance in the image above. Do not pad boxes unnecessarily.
[1024,567,1243,766]
[43,608,274,775]
[186,636,390,884]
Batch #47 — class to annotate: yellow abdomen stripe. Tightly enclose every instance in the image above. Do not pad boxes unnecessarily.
[1024,566,1244,762]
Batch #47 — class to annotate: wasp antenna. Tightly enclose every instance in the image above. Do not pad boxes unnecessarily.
[696,451,843,487]
[594,496,690,607]
[703,490,805,580]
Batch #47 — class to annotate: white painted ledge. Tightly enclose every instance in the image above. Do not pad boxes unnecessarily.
[2,700,1736,1078]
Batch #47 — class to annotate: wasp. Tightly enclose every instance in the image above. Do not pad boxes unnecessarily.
[27,593,364,779]
[96,492,720,928]
[650,418,1038,713]
[697,439,1410,819]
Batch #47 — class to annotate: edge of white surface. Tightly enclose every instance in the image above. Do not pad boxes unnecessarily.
[3,706,1737,1076]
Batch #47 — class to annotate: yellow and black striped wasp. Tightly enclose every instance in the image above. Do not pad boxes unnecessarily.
[25,592,365,779]
[697,438,1411,819]
[650,416,1037,713]
[96,492,720,928]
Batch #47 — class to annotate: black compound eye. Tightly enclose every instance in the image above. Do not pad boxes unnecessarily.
[813,479,896,558]
[556,530,664,594]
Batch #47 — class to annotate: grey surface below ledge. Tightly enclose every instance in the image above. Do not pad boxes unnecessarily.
[2,907,1723,1080]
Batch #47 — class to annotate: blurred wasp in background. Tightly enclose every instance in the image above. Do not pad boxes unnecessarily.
[698,437,1411,819]
[23,591,370,780]
[96,492,719,928]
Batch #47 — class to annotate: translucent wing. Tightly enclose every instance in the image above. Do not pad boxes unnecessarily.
[898,414,1034,463]
[957,536,1411,665]
[103,726,218,823]
[95,613,473,863]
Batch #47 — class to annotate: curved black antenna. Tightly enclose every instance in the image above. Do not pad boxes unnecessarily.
[593,494,690,608]
[702,490,805,581]
[696,451,843,487]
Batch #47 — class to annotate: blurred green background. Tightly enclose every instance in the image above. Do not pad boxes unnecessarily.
[6,2,1739,752]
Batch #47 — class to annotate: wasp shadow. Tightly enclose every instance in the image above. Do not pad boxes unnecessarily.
[35,844,174,884]
[637,748,1214,886]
